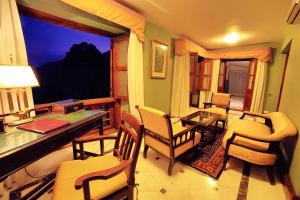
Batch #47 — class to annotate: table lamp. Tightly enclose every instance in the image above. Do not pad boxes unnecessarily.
[0,65,39,130]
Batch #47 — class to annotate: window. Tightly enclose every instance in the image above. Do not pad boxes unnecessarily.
[217,61,226,92]
[112,36,129,100]
[189,53,200,107]
[200,60,213,91]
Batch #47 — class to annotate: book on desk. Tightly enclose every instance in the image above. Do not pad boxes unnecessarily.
[17,118,70,134]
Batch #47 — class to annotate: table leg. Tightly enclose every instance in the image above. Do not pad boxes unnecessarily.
[99,118,104,156]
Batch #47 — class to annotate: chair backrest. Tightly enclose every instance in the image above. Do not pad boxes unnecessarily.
[114,112,144,183]
[268,112,297,141]
[136,106,171,140]
[211,93,231,107]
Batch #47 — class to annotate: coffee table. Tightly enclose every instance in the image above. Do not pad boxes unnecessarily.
[181,110,221,146]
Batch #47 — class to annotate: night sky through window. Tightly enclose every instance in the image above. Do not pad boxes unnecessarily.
[20,15,111,68]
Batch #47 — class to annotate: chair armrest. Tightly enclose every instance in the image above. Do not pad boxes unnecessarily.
[240,111,269,119]
[74,135,118,143]
[75,159,131,189]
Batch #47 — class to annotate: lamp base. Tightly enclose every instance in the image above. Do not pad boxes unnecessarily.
[7,118,33,126]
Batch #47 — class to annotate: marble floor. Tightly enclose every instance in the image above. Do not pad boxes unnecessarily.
[0,112,287,200]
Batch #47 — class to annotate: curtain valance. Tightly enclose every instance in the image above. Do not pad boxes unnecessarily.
[175,38,272,62]
[60,0,145,42]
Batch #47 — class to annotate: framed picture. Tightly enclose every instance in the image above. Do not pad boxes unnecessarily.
[151,40,168,79]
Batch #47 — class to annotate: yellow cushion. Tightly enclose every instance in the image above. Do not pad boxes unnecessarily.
[201,107,228,121]
[228,144,276,165]
[211,93,230,106]
[52,156,127,200]
[145,132,201,158]
[138,106,170,139]
[223,119,271,151]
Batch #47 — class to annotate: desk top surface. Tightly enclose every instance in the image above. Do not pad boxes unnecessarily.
[0,109,105,158]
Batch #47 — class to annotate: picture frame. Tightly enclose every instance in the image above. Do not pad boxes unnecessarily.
[151,40,168,79]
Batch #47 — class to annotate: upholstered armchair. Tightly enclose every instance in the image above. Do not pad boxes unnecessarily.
[202,93,231,129]
[136,105,200,176]
[52,112,144,200]
[223,111,297,184]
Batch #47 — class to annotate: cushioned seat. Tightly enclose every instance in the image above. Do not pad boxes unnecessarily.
[52,112,144,200]
[52,156,127,200]
[223,120,271,151]
[136,105,199,175]
[223,111,297,184]
[202,93,231,129]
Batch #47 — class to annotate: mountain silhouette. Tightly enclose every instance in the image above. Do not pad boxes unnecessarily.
[33,42,110,104]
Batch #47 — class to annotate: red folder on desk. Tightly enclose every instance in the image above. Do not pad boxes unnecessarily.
[17,118,70,134]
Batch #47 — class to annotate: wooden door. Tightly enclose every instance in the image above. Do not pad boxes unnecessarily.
[112,36,129,100]
[200,60,213,91]
[189,53,200,107]
[217,61,227,93]
[243,59,257,111]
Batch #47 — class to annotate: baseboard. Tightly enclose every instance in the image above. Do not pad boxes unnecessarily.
[282,174,299,200]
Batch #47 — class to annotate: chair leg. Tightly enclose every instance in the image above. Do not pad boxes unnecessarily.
[143,145,149,158]
[223,155,229,170]
[72,141,77,160]
[266,166,275,185]
[100,139,104,156]
[128,185,134,200]
[168,159,175,176]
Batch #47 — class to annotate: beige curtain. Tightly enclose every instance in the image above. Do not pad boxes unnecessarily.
[171,54,190,117]
[250,60,268,113]
[209,59,220,98]
[127,31,144,118]
[0,0,34,117]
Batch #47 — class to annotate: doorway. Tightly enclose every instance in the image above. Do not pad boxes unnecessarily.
[225,61,249,110]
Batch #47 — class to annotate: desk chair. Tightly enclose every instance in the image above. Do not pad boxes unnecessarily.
[52,112,143,200]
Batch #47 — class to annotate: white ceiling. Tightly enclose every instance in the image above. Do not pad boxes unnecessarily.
[116,0,293,49]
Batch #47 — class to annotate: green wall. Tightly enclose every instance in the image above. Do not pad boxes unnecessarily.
[143,22,175,113]
[263,46,285,112]
[275,24,300,196]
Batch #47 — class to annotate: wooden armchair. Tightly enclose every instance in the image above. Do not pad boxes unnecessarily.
[136,105,200,175]
[202,93,231,129]
[52,112,144,200]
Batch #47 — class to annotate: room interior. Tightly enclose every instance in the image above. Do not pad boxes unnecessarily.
[1,0,300,200]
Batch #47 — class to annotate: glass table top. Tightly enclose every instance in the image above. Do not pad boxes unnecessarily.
[181,110,221,127]
[0,110,104,158]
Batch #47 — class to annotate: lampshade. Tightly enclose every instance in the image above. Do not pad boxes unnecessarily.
[0,65,39,89]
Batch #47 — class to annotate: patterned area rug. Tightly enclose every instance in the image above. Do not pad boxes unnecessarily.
[180,131,225,179]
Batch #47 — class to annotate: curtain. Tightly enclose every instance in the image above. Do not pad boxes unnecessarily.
[250,60,268,113]
[0,0,33,189]
[127,31,144,118]
[0,0,34,117]
[171,54,190,117]
[228,71,247,96]
[210,59,220,97]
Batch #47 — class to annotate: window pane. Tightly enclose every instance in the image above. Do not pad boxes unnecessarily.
[116,71,128,97]
[203,77,210,90]
[204,63,211,75]
[117,40,128,67]
[247,76,253,89]
[195,77,200,89]
[249,62,255,75]
[220,63,224,74]
[218,75,224,87]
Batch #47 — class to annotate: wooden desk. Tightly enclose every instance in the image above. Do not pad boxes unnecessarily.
[0,109,106,181]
